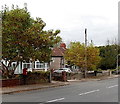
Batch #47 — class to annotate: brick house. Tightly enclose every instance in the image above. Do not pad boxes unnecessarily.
[50,43,66,70]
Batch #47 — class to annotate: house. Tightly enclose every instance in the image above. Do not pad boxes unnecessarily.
[1,60,49,74]
[1,43,67,74]
[50,43,67,70]
[50,43,79,72]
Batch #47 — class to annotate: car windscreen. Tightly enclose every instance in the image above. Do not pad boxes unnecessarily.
[59,69,64,70]
[63,69,69,70]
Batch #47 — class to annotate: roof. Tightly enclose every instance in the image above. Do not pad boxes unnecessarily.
[51,47,66,57]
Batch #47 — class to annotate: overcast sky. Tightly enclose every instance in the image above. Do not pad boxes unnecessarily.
[1,0,119,46]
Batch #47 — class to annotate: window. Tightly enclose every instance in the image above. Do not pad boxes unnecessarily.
[59,69,64,70]
[35,61,45,69]
[22,63,32,69]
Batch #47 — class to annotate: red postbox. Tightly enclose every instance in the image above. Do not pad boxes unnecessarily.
[23,68,27,75]
[23,68,27,84]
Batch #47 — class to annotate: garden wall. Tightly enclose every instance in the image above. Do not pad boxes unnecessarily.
[1,79,22,87]
[1,71,50,87]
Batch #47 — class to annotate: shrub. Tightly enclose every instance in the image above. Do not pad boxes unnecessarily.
[26,71,50,84]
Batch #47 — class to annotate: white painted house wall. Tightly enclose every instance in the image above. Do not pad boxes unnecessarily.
[1,60,49,74]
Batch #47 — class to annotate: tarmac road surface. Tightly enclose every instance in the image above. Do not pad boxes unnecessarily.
[2,77,119,103]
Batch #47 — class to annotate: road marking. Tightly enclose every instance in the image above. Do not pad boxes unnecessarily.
[79,89,100,96]
[47,98,65,102]
[107,85,118,88]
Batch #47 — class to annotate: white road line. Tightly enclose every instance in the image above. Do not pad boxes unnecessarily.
[47,97,65,102]
[79,89,100,96]
[107,85,118,88]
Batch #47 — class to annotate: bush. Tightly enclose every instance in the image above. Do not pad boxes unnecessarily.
[110,69,116,71]
[26,71,50,84]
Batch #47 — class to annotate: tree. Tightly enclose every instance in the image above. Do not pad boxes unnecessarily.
[64,42,101,72]
[1,5,61,78]
[98,45,118,70]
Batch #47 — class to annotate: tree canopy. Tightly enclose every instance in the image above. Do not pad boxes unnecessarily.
[1,5,61,78]
[64,42,101,71]
[98,45,118,70]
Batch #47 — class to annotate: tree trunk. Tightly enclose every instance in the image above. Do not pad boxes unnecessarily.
[1,61,19,79]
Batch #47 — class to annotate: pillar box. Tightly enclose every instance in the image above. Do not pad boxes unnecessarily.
[23,68,27,85]
[23,68,27,75]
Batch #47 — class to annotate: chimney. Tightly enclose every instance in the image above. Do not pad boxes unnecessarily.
[60,43,66,49]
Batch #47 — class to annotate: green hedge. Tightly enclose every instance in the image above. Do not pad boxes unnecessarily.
[26,71,50,84]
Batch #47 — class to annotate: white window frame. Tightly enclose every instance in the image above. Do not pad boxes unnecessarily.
[22,62,32,69]
[35,61,45,69]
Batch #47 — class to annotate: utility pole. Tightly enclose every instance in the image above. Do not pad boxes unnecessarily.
[84,28,87,78]
[24,3,27,11]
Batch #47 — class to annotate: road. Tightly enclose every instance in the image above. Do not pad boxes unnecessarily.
[2,78,119,103]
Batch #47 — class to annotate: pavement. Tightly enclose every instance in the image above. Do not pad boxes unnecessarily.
[1,74,119,94]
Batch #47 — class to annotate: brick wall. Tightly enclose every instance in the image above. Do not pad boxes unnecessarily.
[1,79,22,87]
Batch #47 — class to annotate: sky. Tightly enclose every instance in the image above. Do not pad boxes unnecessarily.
[1,0,119,46]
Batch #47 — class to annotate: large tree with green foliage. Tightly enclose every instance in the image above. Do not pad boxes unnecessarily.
[64,42,101,72]
[98,45,118,70]
[1,5,61,78]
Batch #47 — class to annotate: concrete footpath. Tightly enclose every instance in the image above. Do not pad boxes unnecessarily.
[1,75,119,94]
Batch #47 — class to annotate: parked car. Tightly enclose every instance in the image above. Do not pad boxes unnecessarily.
[53,68,72,73]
